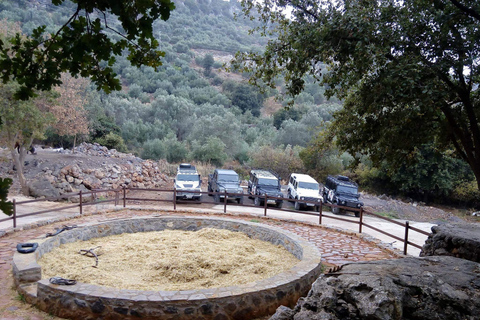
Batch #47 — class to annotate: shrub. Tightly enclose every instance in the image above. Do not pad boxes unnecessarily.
[95,133,127,153]
[451,180,480,207]
[141,139,165,160]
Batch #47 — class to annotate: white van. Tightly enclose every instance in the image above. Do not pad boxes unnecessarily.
[287,173,323,210]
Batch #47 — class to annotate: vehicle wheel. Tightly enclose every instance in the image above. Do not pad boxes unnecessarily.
[314,205,320,212]
[288,190,294,202]
[208,185,212,196]
[254,196,260,206]
[197,195,202,201]
[355,211,360,217]
[238,196,243,204]
[294,200,301,210]
[332,205,340,214]
[276,201,283,209]
[214,193,220,203]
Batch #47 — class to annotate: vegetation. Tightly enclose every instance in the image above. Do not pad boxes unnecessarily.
[0,0,478,208]
[233,0,480,206]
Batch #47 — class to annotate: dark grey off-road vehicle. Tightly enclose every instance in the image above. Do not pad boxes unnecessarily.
[323,175,363,217]
[248,170,284,208]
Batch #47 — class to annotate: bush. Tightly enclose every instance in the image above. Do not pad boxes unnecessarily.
[451,180,480,208]
[191,137,228,167]
[95,133,127,153]
[249,145,304,181]
[141,139,165,160]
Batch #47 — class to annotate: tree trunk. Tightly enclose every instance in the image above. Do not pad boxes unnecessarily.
[10,147,28,195]
[73,134,77,154]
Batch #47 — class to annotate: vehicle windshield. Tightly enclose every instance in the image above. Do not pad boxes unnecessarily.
[258,178,278,187]
[218,174,238,183]
[298,182,319,190]
[176,174,200,182]
[337,185,358,194]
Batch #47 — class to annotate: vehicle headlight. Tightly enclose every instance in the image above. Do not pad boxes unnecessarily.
[300,197,305,200]
[341,200,346,205]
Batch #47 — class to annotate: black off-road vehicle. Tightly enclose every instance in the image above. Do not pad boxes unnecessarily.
[323,175,363,217]
[208,169,244,203]
[248,170,284,208]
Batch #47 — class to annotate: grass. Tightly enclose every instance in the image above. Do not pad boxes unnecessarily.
[15,293,26,303]
[375,211,399,219]
[250,219,261,223]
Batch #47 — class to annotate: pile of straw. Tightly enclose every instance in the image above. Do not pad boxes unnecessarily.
[39,228,299,291]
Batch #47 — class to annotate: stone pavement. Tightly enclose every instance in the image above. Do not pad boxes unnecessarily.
[0,208,398,319]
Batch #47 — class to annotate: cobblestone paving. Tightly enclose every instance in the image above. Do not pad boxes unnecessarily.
[0,209,398,319]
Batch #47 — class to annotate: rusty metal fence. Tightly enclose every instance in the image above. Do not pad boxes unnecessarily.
[4,187,430,255]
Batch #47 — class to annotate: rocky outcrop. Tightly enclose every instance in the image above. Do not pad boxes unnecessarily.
[270,256,480,320]
[420,223,480,263]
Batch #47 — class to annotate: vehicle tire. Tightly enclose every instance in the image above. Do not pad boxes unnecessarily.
[254,196,260,206]
[208,185,212,196]
[214,193,220,203]
[355,211,360,217]
[276,201,283,209]
[332,204,340,214]
[294,200,301,210]
[17,243,38,254]
[314,205,320,212]
[238,196,243,204]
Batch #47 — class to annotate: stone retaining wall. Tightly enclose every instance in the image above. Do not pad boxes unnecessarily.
[420,223,480,263]
[13,216,323,320]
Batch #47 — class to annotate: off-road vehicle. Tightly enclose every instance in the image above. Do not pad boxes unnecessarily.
[248,170,284,208]
[287,173,323,210]
[174,163,201,200]
[323,175,363,216]
[208,169,244,203]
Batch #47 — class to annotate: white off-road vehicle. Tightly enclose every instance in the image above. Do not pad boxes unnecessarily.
[287,173,323,210]
[174,163,201,200]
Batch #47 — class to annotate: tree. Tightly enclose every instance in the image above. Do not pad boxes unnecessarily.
[49,73,90,152]
[234,0,480,189]
[202,53,215,76]
[0,0,176,100]
[0,81,55,194]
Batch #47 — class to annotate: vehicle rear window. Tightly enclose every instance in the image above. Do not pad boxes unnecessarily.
[218,174,238,182]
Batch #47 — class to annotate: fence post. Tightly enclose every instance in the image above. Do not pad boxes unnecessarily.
[359,207,363,233]
[404,221,410,255]
[223,190,227,213]
[173,188,177,210]
[13,199,16,228]
[79,191,83,214]
[264,194,267,217]
[123,186,126,208]
[319,202,323,224]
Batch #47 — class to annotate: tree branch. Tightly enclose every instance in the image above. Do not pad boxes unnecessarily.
[448,0,480,22]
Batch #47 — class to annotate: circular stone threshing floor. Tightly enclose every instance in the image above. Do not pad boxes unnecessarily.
[38,227,299,291]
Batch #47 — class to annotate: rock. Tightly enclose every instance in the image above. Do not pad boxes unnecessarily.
[94,170,105,179]
[29,178,60,198]
[271,256,480,320]
[269,306,295,320]
[82,176,102,190]
[420,224,480,263]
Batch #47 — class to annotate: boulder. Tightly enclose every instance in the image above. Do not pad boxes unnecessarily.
[420,223,480,263]
[270,256,480,320]
[29,178,60,198]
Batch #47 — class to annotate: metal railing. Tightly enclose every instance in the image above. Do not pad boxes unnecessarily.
[5,187,430,255]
